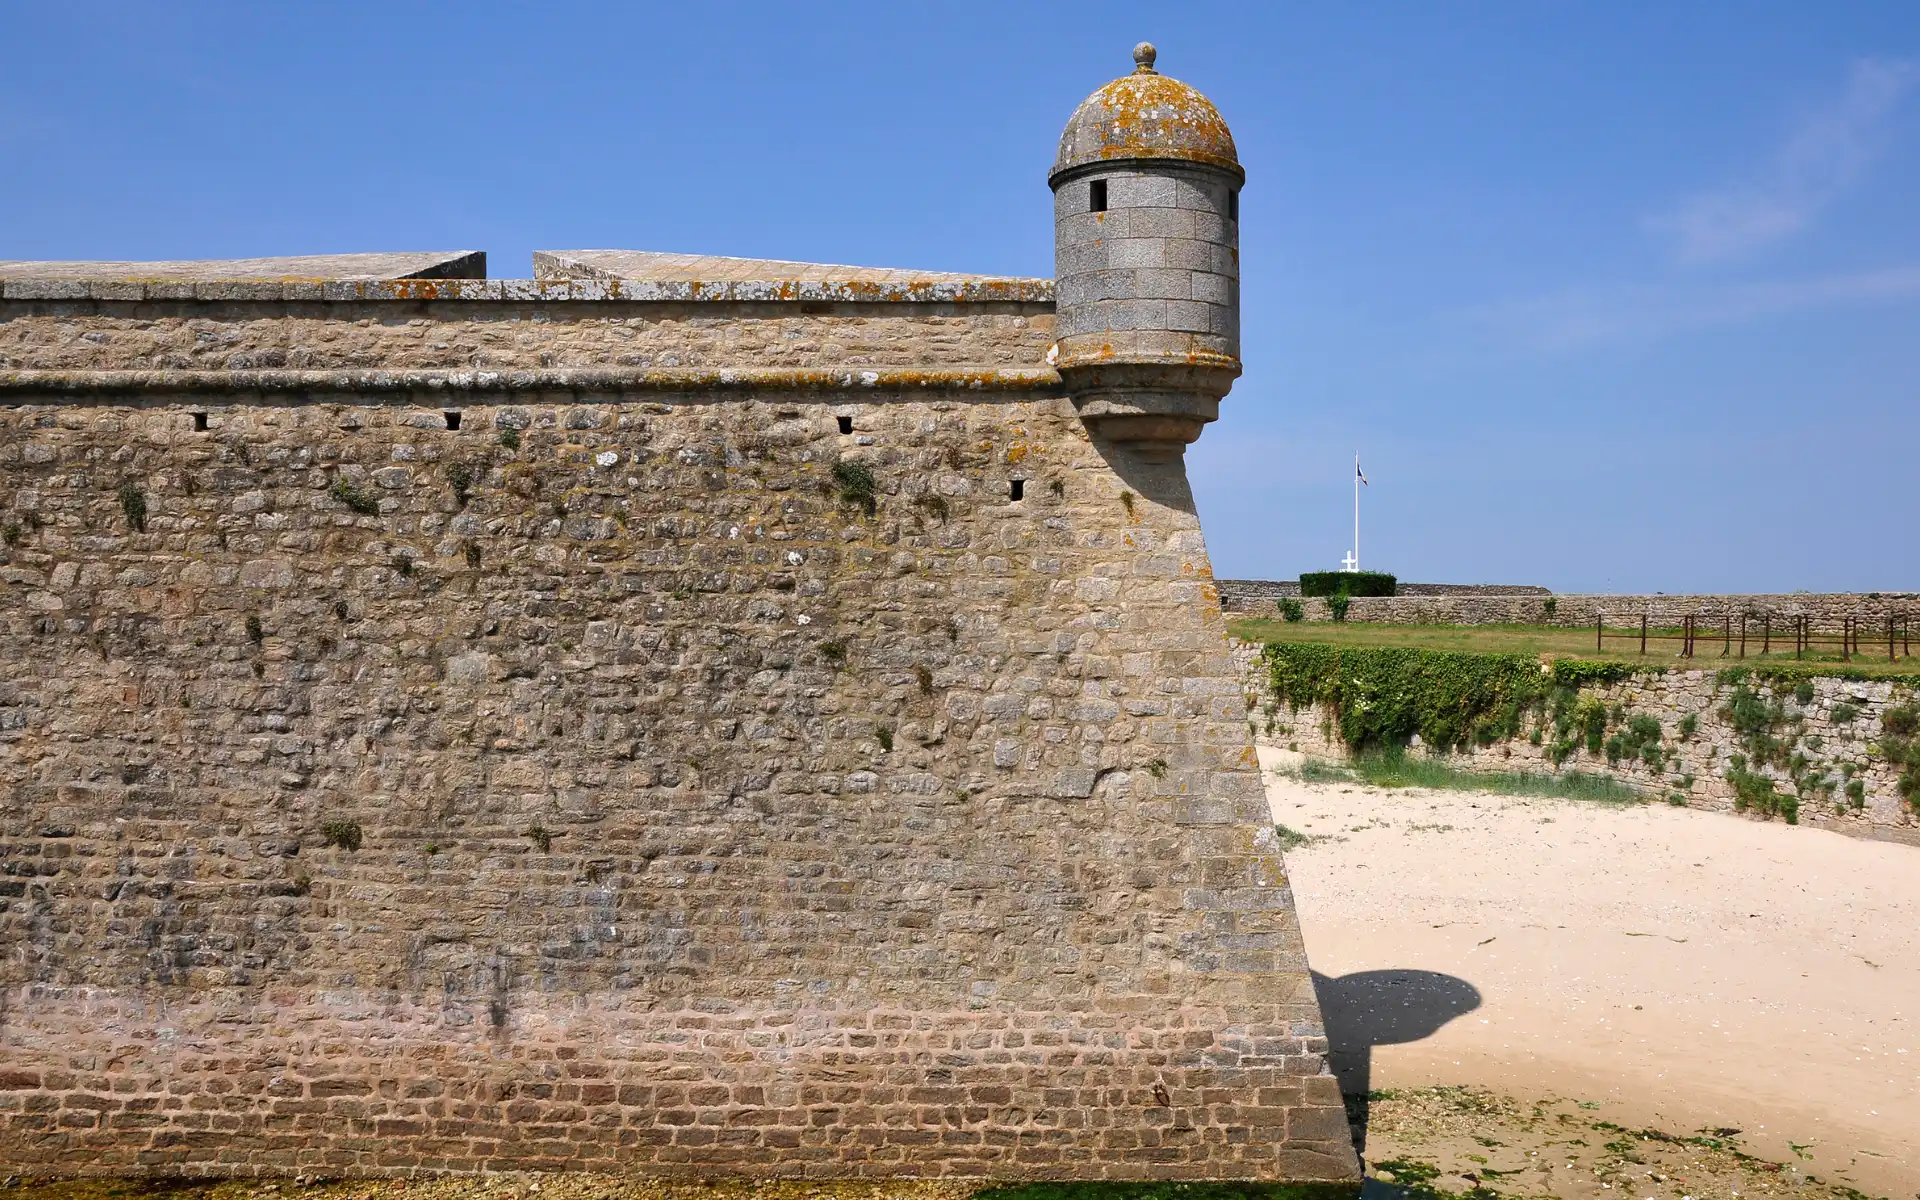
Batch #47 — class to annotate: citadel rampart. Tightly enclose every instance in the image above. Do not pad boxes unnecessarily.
[0,49,1361,1188]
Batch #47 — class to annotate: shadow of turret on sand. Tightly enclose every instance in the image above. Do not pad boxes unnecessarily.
[1314,968,1483,1151]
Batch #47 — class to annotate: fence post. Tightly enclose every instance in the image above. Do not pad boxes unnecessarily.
[1683,615,1693,658]
[1739,613,1746,659]
[1796,615,1803,660]
[1722,614,1730,657]
[1891,613,1897,664]
[1640,614,1647,656]
[1843,616,1851,662]
[1596,614,1603,653]
[1762,614,1770,656]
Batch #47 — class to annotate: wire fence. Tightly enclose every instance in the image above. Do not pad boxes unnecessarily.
[1596,612,1916,662]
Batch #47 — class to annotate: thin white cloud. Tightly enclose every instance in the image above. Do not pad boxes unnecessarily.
[1473,264,1920,352]
[1650,59,1916,264]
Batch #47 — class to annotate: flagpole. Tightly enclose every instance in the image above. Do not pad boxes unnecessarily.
[1353,451,1360,572]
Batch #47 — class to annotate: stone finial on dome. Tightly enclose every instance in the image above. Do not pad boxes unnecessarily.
[1133,42,1157,73]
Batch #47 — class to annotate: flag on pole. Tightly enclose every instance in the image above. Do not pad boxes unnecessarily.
[1356,458,1368,486]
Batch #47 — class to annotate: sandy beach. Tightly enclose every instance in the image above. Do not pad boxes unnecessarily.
[1265,747,1920,1198]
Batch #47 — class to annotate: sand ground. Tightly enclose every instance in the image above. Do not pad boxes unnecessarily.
[1262,747,1920,1199]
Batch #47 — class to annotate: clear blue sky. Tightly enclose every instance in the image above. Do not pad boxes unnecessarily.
[5,2,1917,592]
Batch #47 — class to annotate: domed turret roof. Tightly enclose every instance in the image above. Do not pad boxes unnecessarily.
[1050,44,1242,185]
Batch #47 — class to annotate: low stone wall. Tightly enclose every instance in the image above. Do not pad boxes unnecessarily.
[1216,580,1549,611]
[1225,592,1920,627]
[1233,642,1920,846]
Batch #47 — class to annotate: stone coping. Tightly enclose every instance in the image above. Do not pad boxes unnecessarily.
[0,251,487,283]
[0,366,1064,398]
[0,276,1055,305]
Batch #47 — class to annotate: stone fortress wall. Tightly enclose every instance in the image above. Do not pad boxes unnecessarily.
[1233,644,1920,846]
[0,46,1363,1187]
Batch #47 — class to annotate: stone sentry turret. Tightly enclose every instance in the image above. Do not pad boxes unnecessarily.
[1051,42,1243,461]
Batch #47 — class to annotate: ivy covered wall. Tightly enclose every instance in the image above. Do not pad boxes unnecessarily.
[1234,640,1920,845]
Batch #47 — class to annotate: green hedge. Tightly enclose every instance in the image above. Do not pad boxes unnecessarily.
[1298,570,1396,597]
[1259,641,1636,751]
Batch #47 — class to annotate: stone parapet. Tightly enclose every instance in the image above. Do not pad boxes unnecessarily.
[0,274,1054,305]
[0,296,1055,376]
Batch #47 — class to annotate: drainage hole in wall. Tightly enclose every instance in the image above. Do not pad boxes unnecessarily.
[837,415,853,434]
[444,411,463,430]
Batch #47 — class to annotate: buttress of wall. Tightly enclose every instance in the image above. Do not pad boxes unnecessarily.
[0,298,1053,372]
[0,397,1355,1180]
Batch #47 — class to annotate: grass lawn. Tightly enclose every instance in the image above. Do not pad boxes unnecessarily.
[1281,747,1647,804]
[1226,617,1920,678]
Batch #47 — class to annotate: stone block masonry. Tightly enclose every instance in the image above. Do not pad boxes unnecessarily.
[0,384,1355,1181]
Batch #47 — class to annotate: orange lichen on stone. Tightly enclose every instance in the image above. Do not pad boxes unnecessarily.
[1050,57,1242,184]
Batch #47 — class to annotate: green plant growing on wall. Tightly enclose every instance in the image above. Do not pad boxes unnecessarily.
[1604,714,1665,770]
[1879,704,1920,812]
[465,542,483,570]
[1048,479,1066,498]
[1144,758,1169,779]
[1327,592,1352,622]
[1677,712,1698,741]
[391,554,415,578]
[320,819,363,851]
[330,478,380,516]
[497,427,521,450]
[1119,490,1136,517]
[1830,701,1859,724]
[1846,779,1866,808]
[1720,681,1790,768]
[2,523,21,547]
[1277,598,1304,622]
[874,724,894,753]
[1261,642,1634,754]
[525,825,554,853]
[245,615,264,646]
[1726,759,1797,824]
[117,481,148,533]
[912,492,949,521]
[444,461,476,509]
[1543,596,1558,620]
[817,640,847,667]
[831,459,879,516]
[333,599,351,622]
[1793,680,1816,706]
[915,664,934,694]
